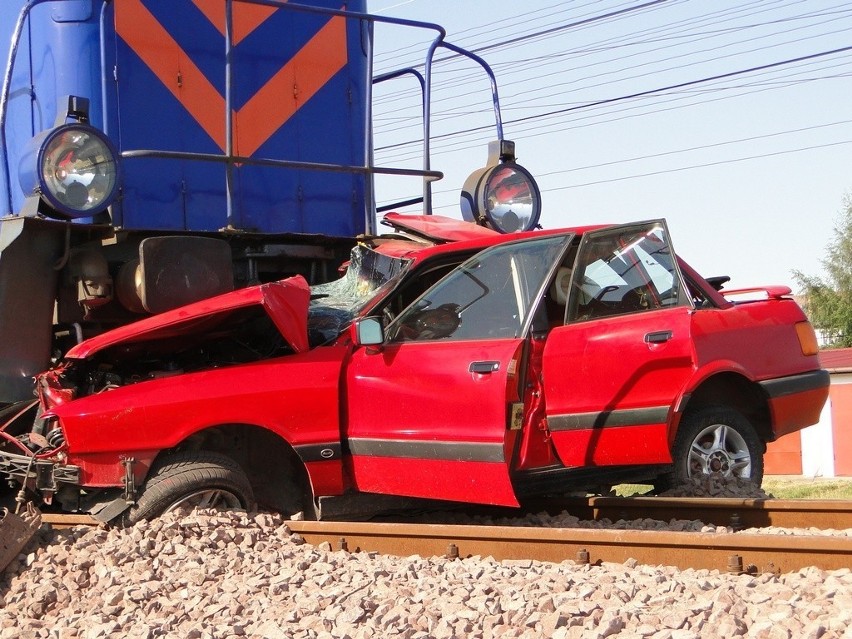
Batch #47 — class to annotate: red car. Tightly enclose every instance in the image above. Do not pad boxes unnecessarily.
[0,215,829,522]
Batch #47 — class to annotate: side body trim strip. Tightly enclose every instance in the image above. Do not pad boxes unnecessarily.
[347,439,506,463]
[548,406,670,432]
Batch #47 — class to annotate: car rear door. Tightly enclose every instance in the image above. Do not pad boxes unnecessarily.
[542,221,695,467]
[345,234,572,507]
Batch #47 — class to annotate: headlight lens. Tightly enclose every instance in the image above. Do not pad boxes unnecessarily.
[21,124,120,218]
[461,161,542,233]
[482,164,541,233]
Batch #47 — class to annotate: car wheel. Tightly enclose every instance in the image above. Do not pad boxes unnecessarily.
[659,406,764,491]
[125,451,255,524]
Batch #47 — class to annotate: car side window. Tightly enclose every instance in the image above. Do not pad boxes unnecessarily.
[567,222,684,322]
[387,235,570,342]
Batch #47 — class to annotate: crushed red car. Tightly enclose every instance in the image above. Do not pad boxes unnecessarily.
[0,215,829,522]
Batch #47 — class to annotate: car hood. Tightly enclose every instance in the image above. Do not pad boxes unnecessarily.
[65,276,311,360]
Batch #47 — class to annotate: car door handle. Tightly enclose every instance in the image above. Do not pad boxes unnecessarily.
[645,330,673,344]
[469,361,500,374]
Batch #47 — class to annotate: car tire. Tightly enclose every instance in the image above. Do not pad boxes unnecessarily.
[125,451,255,524]
[658,406,764,492]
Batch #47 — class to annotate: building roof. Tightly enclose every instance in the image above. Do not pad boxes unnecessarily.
[819,347,852,373]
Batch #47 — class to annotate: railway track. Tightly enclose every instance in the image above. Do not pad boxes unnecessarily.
[531,495,852,530]
[286,519,851,574]
[35,496,852,574]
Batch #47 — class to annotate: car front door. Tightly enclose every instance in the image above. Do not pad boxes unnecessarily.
[542,221,695,468]
[345,234,572,507]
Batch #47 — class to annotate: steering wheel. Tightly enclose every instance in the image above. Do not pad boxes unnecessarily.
[398,303,461,340]
[592,285,620,304]
[577,285,620,320]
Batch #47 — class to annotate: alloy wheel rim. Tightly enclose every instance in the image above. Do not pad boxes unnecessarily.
[165,489,244,513]
[687,423,752,478]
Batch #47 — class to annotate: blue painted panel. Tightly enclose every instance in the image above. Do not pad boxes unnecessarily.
[111,28,225,230]
[0,1,31,215]
[1,1,103,216]
[109,0,368,236]
[232,6,368,234]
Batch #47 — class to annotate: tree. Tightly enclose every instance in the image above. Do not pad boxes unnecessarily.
[794,194,852,348]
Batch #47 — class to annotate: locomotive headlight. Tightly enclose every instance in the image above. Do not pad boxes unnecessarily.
[460,140,541,233]
[480,163,541,233]
[19,124,120,219]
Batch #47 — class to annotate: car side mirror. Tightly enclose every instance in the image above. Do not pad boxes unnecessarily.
[352,317,384,347]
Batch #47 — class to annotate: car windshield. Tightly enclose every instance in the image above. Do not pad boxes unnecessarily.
[307,245,412,344]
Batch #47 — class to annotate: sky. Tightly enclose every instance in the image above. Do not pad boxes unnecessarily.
[365,0,852,291]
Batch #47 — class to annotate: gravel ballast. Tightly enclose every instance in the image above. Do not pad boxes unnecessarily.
[2,509,851,639]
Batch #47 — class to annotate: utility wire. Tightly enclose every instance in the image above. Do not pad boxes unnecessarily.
[375,45,852,153]
[374,0,669,69]
[376,62,851,165]
[372,0,825,106]
[370,1,852,218]
[406,118,852,204]
[530,140,852,192]
[408,138,852,213]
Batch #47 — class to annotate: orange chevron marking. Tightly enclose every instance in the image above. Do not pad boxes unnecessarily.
[116,0,227,150]
[115,1,348,157]
[190,0,279,46]
[234,14,348,157]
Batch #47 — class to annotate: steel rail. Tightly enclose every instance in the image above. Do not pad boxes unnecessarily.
[39,497,852,532]
[36,497,852,573]
[286,520,852,574]
[534,496,852,531]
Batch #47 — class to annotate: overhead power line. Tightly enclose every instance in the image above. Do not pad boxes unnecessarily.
[507,45,852,126]
[372,0,832,108]
[412,139,852,213]
[528,139,852,192]
[452,0,673,59]
[375,44,852,153]
[407,118,852,205]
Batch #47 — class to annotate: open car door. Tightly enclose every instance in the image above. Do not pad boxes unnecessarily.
[345,234,572,506]
[542,221,695,468]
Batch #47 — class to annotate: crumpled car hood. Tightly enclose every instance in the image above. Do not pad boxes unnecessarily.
[381,212,499,242]
[65,276,311,360]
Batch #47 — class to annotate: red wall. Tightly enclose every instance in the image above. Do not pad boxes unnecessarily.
[764,380,852,477]
[765,430,803,475]
[831,383,852,476]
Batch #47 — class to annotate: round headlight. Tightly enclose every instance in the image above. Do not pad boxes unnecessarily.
[21,124,120,219]
[482,164,541,233]
[461,162,541,233]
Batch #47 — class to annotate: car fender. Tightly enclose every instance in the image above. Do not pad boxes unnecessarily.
[667,358,759,445]
[52,346,349,493]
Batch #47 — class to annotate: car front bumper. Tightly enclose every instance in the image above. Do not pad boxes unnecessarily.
[0,449,81,491]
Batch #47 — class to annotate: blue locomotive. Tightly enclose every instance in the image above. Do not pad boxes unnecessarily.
[0,0,541,404]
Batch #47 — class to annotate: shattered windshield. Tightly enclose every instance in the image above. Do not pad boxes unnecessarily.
[307,245,412,344]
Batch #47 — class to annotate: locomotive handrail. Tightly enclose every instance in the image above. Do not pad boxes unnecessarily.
[371,40,504,215]
[120,149,444,180]
[0,0,53,216]
[372,68,428,212]
[210,0,506,223]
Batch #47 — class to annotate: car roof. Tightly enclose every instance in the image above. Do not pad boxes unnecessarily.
[374,213,614,262]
